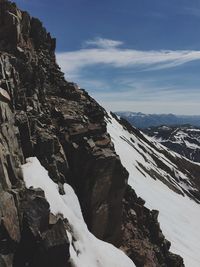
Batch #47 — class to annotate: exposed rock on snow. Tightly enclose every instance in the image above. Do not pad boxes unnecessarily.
[121,185,184,267]
[144,125,200,163]
[22,157,136,267]
[13,187,70,267]
[107,113,200,267]
[109,114,200,203]
[0,1,195,266]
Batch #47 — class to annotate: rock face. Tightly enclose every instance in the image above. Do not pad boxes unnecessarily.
[0,0,127,265]
[13,188,70,267]
[121,186,184,267]
[0,1,184,266]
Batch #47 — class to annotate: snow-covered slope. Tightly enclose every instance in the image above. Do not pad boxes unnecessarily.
[107,113,200,267]
[22,157,135,267]
[144,125,200,163]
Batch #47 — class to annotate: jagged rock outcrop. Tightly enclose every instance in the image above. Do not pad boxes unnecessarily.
[13,188,70,267]
[0,0,128,265]
[121,186,183,267]
[0,1,184,266]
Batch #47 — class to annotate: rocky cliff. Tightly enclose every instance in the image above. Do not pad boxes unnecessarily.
[0,1,184,266]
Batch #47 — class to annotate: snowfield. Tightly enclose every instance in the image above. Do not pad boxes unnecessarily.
[22,157,135,267]
[107,114,200,267]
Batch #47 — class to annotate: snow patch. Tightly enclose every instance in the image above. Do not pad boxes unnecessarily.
[107,114,200,267]
[22,157,135,267]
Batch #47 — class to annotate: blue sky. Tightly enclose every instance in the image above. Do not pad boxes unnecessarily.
[15,0,200,114]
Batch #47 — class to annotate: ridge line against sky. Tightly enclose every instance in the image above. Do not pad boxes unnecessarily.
[15,0,200,115]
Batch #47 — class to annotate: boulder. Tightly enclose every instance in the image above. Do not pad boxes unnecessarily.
[13,189,70,267]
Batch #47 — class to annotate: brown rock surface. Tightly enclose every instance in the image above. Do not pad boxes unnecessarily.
[0,1,185,266]
[120,185,184,267]
[13,188,70,267]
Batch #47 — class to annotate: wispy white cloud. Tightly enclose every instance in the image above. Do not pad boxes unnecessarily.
[56,38,200,77]
[56,38,200,114]
[83,37,123,49]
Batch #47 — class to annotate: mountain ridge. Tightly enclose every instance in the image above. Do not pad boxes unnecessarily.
[144,125,200,163]
[0,1,198,266]
[116,111,200,128]
[107,113,200,267]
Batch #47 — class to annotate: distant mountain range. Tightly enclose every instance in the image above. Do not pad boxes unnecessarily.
[116,111,200,129]
[144,125,200,163]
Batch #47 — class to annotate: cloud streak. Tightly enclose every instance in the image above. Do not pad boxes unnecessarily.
[56,38,200,115]
[83,37,123,49]
[56,38,200,77]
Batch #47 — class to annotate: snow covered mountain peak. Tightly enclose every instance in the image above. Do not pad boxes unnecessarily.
[144,125,200,163]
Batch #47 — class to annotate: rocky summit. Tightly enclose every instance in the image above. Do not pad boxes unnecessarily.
[0,1,187,267]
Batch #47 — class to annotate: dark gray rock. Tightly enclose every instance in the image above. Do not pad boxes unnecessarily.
[121,185,184,267]
[0,1,185,266]
[13,189,70,267]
